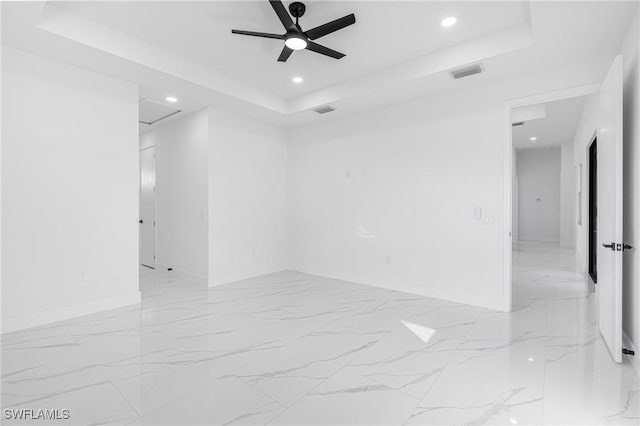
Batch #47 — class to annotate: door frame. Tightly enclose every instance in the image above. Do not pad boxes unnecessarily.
[588,135,598,283]
[139,145,157,269]
[502,83,600,312]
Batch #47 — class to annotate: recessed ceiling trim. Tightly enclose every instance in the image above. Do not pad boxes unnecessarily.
[139,109,182,126]
[37,4,288,114]
[139,98,182,125]
[287,22,533,113]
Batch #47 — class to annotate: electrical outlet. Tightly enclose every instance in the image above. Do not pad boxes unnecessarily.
[385,256,391,265]
[83,272,93,282]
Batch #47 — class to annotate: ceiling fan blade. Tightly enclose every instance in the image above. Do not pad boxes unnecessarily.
[277,46,294,62]
[269,0,296,31]
[306,41,345,59]
[231,29,284,40]
[305,14,356,40]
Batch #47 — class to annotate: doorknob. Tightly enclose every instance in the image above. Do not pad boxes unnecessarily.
[603,242,615,251]
[139,220,143,224]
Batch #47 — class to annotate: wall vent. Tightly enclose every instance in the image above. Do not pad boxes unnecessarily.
[313,105,336,114]
[448,63,484,80]
[512,121,525,127]
[139,98,182,125]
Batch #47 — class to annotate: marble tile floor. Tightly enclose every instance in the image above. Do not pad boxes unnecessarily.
[1,243,638,425]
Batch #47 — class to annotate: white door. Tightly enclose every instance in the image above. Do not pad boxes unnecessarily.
[597,55,624,363]
[140,146,156,268]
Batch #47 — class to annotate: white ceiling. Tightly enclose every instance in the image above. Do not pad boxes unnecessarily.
[2,1,637,129]
[53,1,530,98]
[513,96,588,149]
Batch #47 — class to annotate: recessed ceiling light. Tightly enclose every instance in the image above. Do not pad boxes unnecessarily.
[530,137,537,142]
[165,96,178,103]
[441,16,457,28]
[292,76,304,84]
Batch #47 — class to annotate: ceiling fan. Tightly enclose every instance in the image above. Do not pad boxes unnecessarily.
[231,1,356,62]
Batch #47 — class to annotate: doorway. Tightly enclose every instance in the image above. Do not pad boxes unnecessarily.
[588,138,597,283]
[140,146,157,269]
[503,84,599,312]
[504,56,624,364]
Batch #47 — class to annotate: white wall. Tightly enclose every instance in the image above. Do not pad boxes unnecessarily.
[517,148,561,243]
[140,111,208,281]
[208,108,287,286]
[512,148,519,243]
[288,58,610,311]
[2,47,140,332]
[620,9,640,374]
[560,140,576,248]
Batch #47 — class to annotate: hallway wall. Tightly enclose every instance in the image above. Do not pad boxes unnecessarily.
[517,148,561,243]
[139,110,209,282]
[560,140,576,248]
[573,93,599,271]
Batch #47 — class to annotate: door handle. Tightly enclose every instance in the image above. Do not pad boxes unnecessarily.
[623,244,634,251]
[603,242,615,251]
[139,220,143,224]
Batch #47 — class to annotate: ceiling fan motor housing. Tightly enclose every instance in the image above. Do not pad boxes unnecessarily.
[289,2,306,19]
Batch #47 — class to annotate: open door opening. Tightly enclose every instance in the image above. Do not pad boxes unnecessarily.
[588,138,598,283]
[510,95,588,311]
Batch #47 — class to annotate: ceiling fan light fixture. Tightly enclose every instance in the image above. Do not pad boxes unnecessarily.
[285,35,307,50]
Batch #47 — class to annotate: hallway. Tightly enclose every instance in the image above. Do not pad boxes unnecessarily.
[2,245,638,425]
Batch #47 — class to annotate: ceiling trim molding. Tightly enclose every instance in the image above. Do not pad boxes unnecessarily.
[35,3,533,117]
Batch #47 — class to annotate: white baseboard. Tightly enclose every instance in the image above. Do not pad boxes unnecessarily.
[287,268,503,312]
[208,268,288,288]
[623,331,640,378]
[2,292,141,334]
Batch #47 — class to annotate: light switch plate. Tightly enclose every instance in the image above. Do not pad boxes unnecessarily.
[474,206,482,220]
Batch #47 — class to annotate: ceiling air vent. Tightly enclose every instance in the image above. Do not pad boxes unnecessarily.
[139,98,182,125]
[449,63,484,80]
[313,105,336,114]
